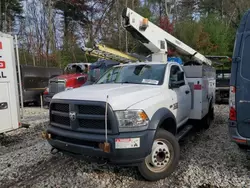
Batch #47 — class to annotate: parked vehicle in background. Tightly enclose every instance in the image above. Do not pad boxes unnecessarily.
[18,65,63,106]
[43,63,90,104]
[83,60,120,86]
[43,60,121,104]
[215,69,231,104]
[0,32,20,133]
[229,9,250,150]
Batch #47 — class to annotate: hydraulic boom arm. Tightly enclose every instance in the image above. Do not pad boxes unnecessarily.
[82,44,141,63]
[122,7,212,66]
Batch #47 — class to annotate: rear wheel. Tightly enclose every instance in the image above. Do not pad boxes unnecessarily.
[238,144,250,150]
[202,105,213,129]
[211,107,214,120]
[202,113,211,130]
[34,100,42,107]
[138,129,180,181]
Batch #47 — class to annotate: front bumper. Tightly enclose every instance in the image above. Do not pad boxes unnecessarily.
[228,120,250,146]
[46,125,155,166]
[43,94,55,103]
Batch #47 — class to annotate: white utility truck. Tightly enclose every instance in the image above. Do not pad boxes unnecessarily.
[0,32,21,134]
[43,8,216,181]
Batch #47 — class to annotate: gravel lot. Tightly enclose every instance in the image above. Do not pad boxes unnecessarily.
[0,105,250,188]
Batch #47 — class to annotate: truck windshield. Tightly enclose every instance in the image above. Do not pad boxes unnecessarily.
[64,65,84,74]
[95,64,166,85]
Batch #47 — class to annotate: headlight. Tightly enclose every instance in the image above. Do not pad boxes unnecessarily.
[115,110,149,131]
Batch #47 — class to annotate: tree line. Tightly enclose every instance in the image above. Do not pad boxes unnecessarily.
[2,0,250,68]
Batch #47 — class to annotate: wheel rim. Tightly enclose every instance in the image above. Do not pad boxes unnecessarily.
[145,138,174,173]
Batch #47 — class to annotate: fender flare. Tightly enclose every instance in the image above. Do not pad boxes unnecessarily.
[148,108,177,131]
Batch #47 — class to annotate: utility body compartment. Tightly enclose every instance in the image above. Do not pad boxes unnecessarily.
[0,33,20,133]
[183,65,216,120]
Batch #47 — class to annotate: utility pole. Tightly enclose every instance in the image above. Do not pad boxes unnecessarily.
[125,0,128,53]
[47,0,53,67]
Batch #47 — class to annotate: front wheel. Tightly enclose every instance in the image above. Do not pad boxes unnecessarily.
[138,129,180,181]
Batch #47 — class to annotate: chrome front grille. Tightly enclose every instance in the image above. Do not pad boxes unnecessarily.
[49,79,65,94]
[49,100,118,134]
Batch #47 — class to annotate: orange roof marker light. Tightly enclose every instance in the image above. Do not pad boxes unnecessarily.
[140,18,149,31]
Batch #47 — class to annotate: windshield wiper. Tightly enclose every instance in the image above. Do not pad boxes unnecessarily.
[118,81,141,84]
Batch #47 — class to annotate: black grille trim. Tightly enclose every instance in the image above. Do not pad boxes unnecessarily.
[78,105,105,115]
[49,99,119,134]
[51,114,70,126]
[51,103,69,113]
[78,119,111,130]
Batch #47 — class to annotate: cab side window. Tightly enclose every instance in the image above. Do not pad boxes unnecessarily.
[169,65,185,87]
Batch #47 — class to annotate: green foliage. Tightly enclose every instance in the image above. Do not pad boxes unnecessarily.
[135,6,152,19]
[54,0,90,25]
[174,14,235,58]
[200,14,235,56]
[14,0,248,69]
[56,45,98,68]
[0,0,23,31]
[174,21,201,50]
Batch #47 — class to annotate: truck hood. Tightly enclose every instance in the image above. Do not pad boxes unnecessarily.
[53,84,162,110]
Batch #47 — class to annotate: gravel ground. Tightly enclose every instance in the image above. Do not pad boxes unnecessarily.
[21,107,49,126]
[0,105,250,188]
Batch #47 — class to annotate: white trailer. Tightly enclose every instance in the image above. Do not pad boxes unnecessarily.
[0,32,21,134]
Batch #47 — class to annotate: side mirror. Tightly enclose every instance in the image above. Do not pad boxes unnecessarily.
[170,71,185,88]
[170,81,180,88]
[177,71,184,81]
[77,76,86,82]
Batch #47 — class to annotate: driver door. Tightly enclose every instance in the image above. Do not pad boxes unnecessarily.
[169,65,191,127]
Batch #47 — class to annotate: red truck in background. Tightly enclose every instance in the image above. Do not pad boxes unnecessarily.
[43,60,121,105]
[43,63,90,104]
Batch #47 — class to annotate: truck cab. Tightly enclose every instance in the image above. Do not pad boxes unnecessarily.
[228,10,250,149]
[44,61,215,181]
[43,7,216,181]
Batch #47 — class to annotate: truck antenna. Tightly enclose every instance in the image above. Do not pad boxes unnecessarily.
[99,94,111,153]
[105,95,109,143]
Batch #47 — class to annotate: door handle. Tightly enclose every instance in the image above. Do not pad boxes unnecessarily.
[185,90,190,94]
[0,102,8,110]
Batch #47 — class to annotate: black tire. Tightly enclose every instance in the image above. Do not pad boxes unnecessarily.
[138,129,180,181]
[238,144,250,150]
[202,105,213,129]
[34,100,41,107]
[202,112,211,130]
[211,107,214,120]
